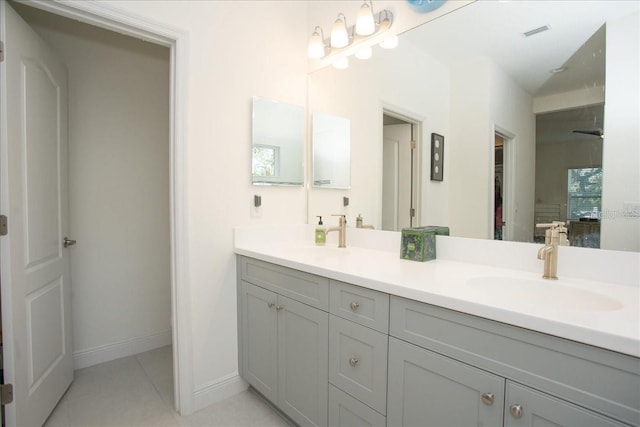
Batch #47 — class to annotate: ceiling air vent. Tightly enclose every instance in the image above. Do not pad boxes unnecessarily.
[523,25,551,37]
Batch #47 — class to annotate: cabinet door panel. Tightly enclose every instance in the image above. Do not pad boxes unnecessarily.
[505,382,627,427]
[278,295,329,427]
[240,281,278,403]
[388,337,504,427]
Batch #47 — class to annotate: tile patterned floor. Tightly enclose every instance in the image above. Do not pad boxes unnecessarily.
[44,346,290,427]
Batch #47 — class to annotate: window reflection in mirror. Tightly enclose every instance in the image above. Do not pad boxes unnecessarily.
[251,97,304,186]
[312,112,351,189]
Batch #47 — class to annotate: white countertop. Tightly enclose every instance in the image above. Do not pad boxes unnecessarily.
[234,226,640,358]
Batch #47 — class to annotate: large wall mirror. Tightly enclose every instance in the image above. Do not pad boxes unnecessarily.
[307,0,639,252]
[252,97,304,186]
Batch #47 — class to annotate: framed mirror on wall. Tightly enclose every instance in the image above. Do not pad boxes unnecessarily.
[312,112,351,189]
[251,97,304,186]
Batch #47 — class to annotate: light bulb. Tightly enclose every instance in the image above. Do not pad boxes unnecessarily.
[307,29,325,59]
[355,46,372,59]
[331,14,349,48]
[333,57,349,69]
[355,3,375,36]
[380,34,398,49]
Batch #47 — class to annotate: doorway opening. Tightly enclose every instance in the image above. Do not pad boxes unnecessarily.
[493,128,514,241]
[382,111,422,231]
[1,1,187,423]
[494,133,505,240]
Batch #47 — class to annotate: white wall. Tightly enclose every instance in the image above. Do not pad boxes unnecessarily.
[90,0,309,410]
[448,57,534,241]
[307,36,450,232]
[601,10,640,252]
[20,8,173,366]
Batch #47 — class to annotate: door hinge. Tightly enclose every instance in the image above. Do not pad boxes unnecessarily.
[0,215,7,236]
[410,208,415,218]
[0,41,4,62]
[0,384,13,405]
[411,139,416,150]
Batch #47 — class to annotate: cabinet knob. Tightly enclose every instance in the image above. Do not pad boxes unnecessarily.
[481,392,494,406]
[350,302,360,311]
[275,305,284,311]
[509,404,523,418]
[349,357,359,367]
[267,302,276,309]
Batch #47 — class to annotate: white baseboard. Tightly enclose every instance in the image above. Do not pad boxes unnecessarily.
[192,372,248,413]
[73,330,172,369]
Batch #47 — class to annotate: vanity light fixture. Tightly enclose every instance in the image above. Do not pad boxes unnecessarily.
[379,11,398,49]
[355,1,376,36]
[331,13,349,48]
[307,26,326,59]
[307,3,396,69]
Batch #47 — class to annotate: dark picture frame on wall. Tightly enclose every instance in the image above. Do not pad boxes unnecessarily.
[430,133,444,181]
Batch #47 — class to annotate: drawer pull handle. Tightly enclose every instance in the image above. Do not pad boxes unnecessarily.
[349,357,359,367]
[275,305,284,311]
[509,404,523,418]
[350,302,360,311]
[481,393,494,406]
[267,302,276,309]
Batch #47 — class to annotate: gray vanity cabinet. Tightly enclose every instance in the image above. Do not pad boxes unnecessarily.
[387,336,505,427]
[389,296,638,427]
[238,257,329,427]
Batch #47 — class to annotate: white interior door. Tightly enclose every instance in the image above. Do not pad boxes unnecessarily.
[383,124,414,231]
[1,3,73,426]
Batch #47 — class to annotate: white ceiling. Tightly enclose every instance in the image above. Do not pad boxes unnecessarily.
[403,0,639,96]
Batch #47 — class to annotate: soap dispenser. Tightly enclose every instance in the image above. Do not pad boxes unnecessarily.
[315,216,326,246]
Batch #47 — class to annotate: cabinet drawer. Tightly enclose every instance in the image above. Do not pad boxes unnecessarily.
[329,315,388,414]
[329,385,386,427]
[239,256,329,310]
[330,280,389,333]
[505,382,627,427]
[390,296,640,426]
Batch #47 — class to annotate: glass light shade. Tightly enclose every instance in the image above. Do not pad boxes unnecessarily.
[355,46,372,59]
[333,56,349,69]
[380,34,398,49]
[355,3,375,36]
[307,32,325,59]
[331,15,349,48]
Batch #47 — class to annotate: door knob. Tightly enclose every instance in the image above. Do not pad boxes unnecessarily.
[63,237,77,248]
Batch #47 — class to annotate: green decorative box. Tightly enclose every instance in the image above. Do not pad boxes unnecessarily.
[400,226,450,262]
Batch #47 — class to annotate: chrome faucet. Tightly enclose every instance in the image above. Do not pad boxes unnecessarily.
[327,214,347,248]
[356,214,374,229]
[535,221,567,280]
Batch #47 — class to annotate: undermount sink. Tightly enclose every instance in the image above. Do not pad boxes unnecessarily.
[466,276,624,312]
